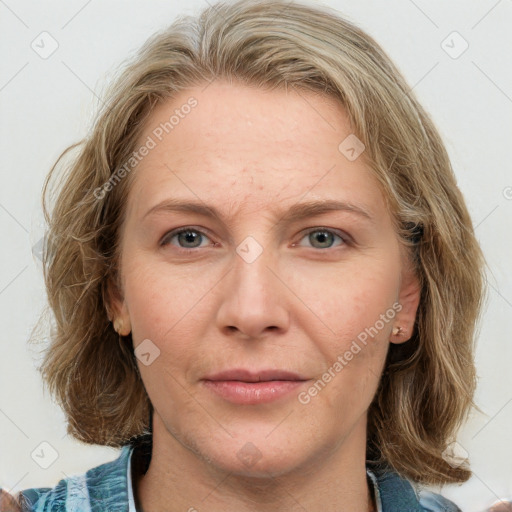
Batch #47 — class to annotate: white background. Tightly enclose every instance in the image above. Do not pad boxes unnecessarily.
[0,1,511,511]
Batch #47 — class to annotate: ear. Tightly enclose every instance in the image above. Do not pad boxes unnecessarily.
[391,265,421,345]
[104,274,132,336]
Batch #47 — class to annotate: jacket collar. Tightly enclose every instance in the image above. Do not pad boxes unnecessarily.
[119,444,423,512]
[20,443,424,511]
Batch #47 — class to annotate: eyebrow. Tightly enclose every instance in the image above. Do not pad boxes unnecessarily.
[142,198,374,225]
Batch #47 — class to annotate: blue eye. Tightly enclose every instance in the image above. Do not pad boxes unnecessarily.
[161,226,348,252]
[161,228,212,250]
[298,228,346,249]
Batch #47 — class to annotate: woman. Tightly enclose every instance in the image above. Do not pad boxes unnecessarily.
[2,0,486,510]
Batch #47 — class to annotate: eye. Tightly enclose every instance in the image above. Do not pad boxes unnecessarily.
[296,228,347,249]
[160,227,214,250]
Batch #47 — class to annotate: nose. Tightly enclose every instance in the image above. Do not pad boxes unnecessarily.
[215,243,290,340]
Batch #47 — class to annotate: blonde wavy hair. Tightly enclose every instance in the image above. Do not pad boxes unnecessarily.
[33,0,485,486]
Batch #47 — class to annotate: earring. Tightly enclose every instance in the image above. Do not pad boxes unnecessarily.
[113,319,123,334]
[113,318,132,337]
[392,326,404,336]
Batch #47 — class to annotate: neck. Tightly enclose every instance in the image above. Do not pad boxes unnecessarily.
[134,414,373,512]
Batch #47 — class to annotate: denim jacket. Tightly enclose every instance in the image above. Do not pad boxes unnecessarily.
[8,444,461,512]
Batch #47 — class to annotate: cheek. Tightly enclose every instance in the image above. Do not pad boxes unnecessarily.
[123,251,212,342]
[122,255,219,393]
[300,313,390,420]
[289,261,399,405]
[288,257,400,342]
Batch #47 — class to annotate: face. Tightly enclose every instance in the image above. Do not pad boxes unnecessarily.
[111,81,420,478]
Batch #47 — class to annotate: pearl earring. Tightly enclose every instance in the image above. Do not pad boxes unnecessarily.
[114,319,123,334]
[392,326,404,336]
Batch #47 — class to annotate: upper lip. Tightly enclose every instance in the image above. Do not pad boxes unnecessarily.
[203,369,308,382]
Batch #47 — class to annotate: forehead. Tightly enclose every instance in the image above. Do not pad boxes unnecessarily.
[127,81,386,221]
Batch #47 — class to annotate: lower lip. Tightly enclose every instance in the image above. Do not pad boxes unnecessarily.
[202,380,306,404]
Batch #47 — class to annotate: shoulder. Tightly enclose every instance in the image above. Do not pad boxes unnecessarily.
[418,489,462,512]
[6,445,133,512]
[369,466,461,512]
[0,488,23,511]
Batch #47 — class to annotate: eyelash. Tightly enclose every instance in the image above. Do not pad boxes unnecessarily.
[160,226,350,253]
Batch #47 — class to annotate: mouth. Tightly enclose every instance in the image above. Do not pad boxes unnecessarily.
[203,368,308,382]
[201,368,310,405]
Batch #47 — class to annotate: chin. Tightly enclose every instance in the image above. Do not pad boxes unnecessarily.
[162,411,337,478]
[194,432,310,478]
[212,450,303,478]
